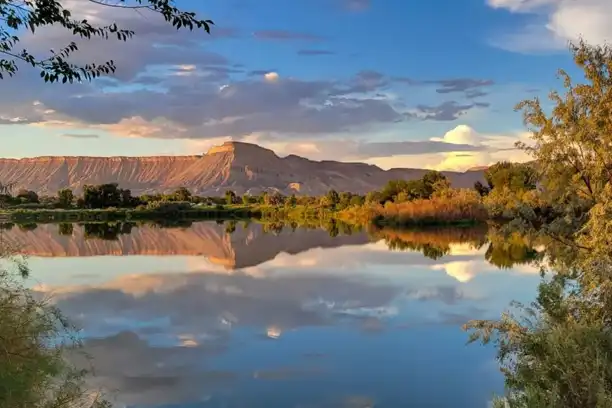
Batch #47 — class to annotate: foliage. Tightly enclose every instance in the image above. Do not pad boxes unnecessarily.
[516,42,612,210]
[474,181,490,197]
[225,190,237,205]
[326,189,340,206]
[376,171,449,204]
[370,225,487,260]
[225,220,237,234]
[144,200,192,212]
[268,191,285,206]
[81,183,134,209]
[485,162,537,193]
[0,0,212,83]
[465,41,612,408]
[288,194,297,207]
[349,194,365,207]
[57,188,74,208]
[484,187,548,220]
[83,221,133,240]
[16,189,39,204]
[173,187,192,202]
[484,230,541,269]
[343,187,487,227]
[0,253,110,408]
[58,222,73,236]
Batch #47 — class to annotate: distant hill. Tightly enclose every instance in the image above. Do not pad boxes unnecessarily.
[0,141,486,195]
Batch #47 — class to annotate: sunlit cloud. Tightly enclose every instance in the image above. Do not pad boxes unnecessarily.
[264,71,280,82]
[487,0,612,52]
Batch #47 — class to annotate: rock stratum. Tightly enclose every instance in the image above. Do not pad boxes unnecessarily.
[0,141,486,195]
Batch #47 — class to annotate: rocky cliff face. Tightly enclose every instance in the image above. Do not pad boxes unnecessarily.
[0,141,486,195]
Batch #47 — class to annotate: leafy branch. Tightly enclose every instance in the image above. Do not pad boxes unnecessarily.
[0,0,213,83]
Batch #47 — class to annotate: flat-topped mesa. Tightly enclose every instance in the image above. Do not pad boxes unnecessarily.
[206,141,278,158]
[0,141,487,195]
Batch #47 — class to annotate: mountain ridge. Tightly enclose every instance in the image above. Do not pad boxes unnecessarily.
[0,141,486,195]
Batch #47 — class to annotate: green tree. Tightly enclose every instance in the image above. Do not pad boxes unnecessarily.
[337,192,352,209]
[421,170,448,197]
[465,41,612,408]
[174,187,192,202]
[242,194,251,205]
[349,195,365,206]
[57,188,74,208]
[326,189,340,206]
[318,195,332,207]
[269,192,285,205]
[82,183,121,208]
[365,190,382,204]
[379,180,410,203]
[0,182,14,208]
[485,162,537,193]
[120,188,134,207]
[404,179,428,200]
[288,194,297,207]
[474,181,490,196]
[225,190,237,205]
[0,0,213,83]
[16,189,38,204]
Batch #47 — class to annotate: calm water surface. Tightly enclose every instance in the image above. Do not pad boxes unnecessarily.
[6,222,540,408]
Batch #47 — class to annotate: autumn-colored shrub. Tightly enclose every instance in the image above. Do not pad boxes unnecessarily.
[369,188,487,226]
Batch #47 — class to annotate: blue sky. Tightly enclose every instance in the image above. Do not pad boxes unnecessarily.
[1,0,609,170]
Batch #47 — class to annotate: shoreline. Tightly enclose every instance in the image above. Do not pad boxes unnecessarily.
[0,204,492,228]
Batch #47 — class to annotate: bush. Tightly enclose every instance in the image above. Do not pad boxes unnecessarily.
[355,188,487,226]
[484,187,548,220]
[0,256,110,407]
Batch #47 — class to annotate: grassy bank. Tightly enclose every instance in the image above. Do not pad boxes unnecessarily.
[0,205,257,223]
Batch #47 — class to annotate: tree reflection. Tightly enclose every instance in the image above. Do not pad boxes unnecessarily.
[58,222,74,236]
[373,225,544,268]
[82,222,134,240]
[484,230,541,269]
[371,225,489,261]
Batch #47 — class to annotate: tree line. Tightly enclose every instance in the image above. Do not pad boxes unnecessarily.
[0,163,539,214]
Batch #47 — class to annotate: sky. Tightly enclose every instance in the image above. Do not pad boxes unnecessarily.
[1,0,610,170]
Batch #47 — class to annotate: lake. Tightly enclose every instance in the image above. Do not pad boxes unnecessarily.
[3,221,541,408]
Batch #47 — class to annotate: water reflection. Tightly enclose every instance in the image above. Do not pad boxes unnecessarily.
[5,222,542,407]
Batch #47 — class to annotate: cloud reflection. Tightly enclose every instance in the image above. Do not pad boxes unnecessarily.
[23,222,542,407]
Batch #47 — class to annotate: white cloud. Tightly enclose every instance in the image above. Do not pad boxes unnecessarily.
[487,0,558,12]
[431,124,482,146]
[264,72,280,82]
[365,125,531,171]
[179,124,531,171]
[487,0,612,52]
[433,261,479,283]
